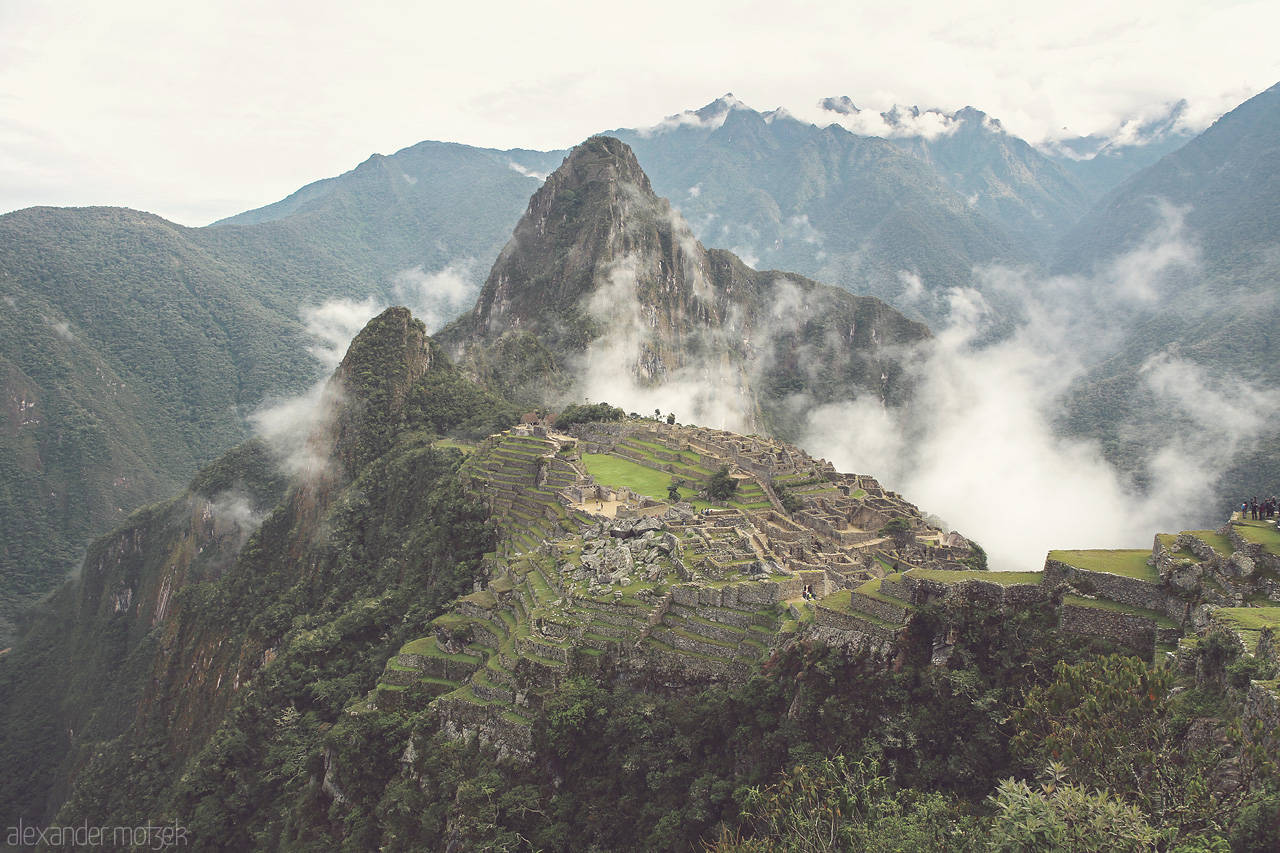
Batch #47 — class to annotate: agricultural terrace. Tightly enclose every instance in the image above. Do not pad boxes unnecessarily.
[1048,549,1159,582]
[1213,608,1280,654]
[1232,518,1280,556]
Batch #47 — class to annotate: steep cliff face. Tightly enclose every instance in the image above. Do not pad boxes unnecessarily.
[439,136,931,438]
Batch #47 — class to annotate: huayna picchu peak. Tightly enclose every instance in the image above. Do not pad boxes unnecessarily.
[437,136,930,439]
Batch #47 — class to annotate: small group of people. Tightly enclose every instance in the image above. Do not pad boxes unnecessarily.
[1240,496,1280,520]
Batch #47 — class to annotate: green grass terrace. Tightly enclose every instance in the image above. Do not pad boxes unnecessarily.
[581,452,715,509]
[1232,518,1280,556]
[1048,549,1158,582]
[1061,594,1180,630]
[1214,607,1280,654]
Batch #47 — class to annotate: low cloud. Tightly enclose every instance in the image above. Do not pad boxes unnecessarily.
[207,489,267,538]
[250,298,380,477]
[392,259,480,332]
[801,210,1264,571]
[299,297,384,371]
[571,202,756,432]
[507,160,549,181]
[816,98,961,140]
[632,94,745,138]
[48,319,75,341]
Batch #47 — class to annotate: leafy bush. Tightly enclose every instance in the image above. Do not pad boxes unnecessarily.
[772,483,802,514]
[554,402,625,431]
[706,465,738,501]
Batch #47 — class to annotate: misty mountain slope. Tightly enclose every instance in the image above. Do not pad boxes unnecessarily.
[436,136,932,439]
[212,140,566,295]
[0,142,560,644]
[1050,81,1280,502]
[879,106,1096,255]
[1055,81,1280,277]
[0,206,335,645]
[0,307,506,839]
[1042,99,1202,197]
[607,98,1036,325]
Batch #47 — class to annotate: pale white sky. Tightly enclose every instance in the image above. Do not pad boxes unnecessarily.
[2,0,1278,226]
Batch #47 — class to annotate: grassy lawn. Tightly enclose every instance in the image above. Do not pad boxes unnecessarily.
[818,589,853,611]
[1062,594,1179,629]
[582,452,676,500]
[1215,607,1280,648]
[581,452,715,508]
[906,568,1044,585]
[399,637,483,665]
[1232,519,1280,556]
[433,437,475,454]
[1216,607,1280,630]
[1049,549,1158,582]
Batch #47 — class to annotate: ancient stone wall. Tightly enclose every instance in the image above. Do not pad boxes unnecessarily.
[1043,559,1168,611]
[437,697,534,759]
[851,593,909,624]
[1243,682,1280,751]
[897,575,1049,610]
[397,653,478,682]
[1058,602,1157,658]
[813,604,903,646]
[1225,525,1280,575]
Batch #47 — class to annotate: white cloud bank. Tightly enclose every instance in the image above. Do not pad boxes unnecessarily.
[802,209,1277,571]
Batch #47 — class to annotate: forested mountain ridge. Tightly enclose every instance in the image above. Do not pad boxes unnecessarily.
[1052,81,1280,497]
[0,206,321,645]
[0,307,509,842]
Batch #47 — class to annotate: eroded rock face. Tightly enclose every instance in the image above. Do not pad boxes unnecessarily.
[437,136,931,438]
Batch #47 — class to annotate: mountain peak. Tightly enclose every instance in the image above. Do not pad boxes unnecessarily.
[549,135,651,195]
[630,94,757,137]
[818,95,859,115]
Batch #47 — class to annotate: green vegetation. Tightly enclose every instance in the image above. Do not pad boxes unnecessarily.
[404,356,522,440]
[772,482,802,514]
[554,401,625,431]
[879,517,915,550]
[1232,519,1280,556]
[1048,549,1159,582]
[707,465,739,501]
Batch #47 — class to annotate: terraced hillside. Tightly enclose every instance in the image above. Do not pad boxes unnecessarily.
[366,420,986,752]
[363,419,1280,757]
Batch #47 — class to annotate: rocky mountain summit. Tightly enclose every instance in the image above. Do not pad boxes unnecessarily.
[438,136,930,438]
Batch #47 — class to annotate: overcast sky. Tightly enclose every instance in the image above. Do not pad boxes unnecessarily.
[2,0,1278,226]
